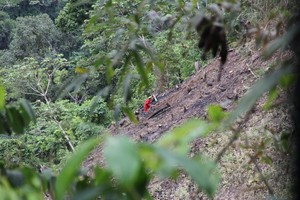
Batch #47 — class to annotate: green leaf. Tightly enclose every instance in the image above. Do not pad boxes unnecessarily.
[207,104,225,122]
[55,137,100,200]
[263,87,278,110]
[279,132,290,152]
[153,146,219,197]
[90,86,111,114]
[0,83,5,110]
[103,136,141,187]
[74,187,103,200]
[136,44,156,62]
[122,106,138,124]
[75,66,89,74]
[6,170,25,188]
[122,74,133,104]
[132,50,149,87]
[183,156,220,197]
[260,155,273,165]
[279,73,296,88]
[5,107,25,134]
[262,25,298,58]
[157,119,214,154]
[20,99,36,123]
[57,74,89,99]
[106,65,114,84]
[225,65,294,127]
[93,167,112,185]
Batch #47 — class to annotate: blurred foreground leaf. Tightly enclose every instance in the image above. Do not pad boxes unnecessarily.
[103,136,141,187]
[55,137,100,200]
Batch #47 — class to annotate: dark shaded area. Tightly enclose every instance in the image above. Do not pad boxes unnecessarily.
[291,8,300,200]
[2,0,63,20]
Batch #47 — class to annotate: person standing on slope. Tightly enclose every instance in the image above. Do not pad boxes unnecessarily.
[144,96,152,112]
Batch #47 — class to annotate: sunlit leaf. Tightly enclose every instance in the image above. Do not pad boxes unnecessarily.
[55,137,100,200]
[0,83,5,110]
[75,66,89,74]
[103,136,141,187]
[263,87,278,110]
[121,106,138,124]
[207,104,225,122]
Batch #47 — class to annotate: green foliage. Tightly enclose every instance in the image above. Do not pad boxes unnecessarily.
[79,97,112,125]
[24,98,108,163]
[0,138,37,168]
[0,0,65,20]
[0,167,44,200]
[1,54,69,102]
[103,136,142,187]
[103,135,219,198]
[9,14,62,59]
[152,31,202,87]
[55,137,100,200]
[0,99,35,135]
[0,0,299,200]
[0,11,15,50]
[158,119,215,155]
[207,104,226,123]
[55,0,96,33]
[55,0,96,56]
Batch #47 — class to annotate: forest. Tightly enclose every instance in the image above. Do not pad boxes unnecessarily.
[0,0,300,199]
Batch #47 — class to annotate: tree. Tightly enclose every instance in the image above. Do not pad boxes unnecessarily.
[0,0,65,19]
[0,11,15,50]
[55,0,97,56]
[1,54,69,102]
[9,14,62,59]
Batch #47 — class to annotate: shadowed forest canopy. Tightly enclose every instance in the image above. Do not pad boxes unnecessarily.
[0,0,300,199]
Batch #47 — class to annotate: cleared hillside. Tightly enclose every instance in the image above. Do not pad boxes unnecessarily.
[84,41,293,199]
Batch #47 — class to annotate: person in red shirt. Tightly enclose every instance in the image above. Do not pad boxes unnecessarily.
[143,96,152,112]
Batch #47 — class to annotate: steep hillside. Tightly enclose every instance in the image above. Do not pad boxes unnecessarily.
[83,42,292,199]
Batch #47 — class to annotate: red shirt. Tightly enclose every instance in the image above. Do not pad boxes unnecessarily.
[144,99,151,112]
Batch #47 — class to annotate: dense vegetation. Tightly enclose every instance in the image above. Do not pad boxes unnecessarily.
[0,0,299,199]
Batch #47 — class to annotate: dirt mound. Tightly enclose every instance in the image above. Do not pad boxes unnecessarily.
[83,43,292,199]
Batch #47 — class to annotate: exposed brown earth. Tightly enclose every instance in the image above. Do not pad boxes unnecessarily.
[83,42,293,200]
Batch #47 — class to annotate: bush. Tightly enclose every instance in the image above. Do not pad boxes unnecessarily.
[0,138,37,168]
[79,97,113,126]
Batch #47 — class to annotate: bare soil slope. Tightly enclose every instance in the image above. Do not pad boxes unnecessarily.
[84,43,292,199]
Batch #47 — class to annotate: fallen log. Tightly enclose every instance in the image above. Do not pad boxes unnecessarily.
[147,103,171,119]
